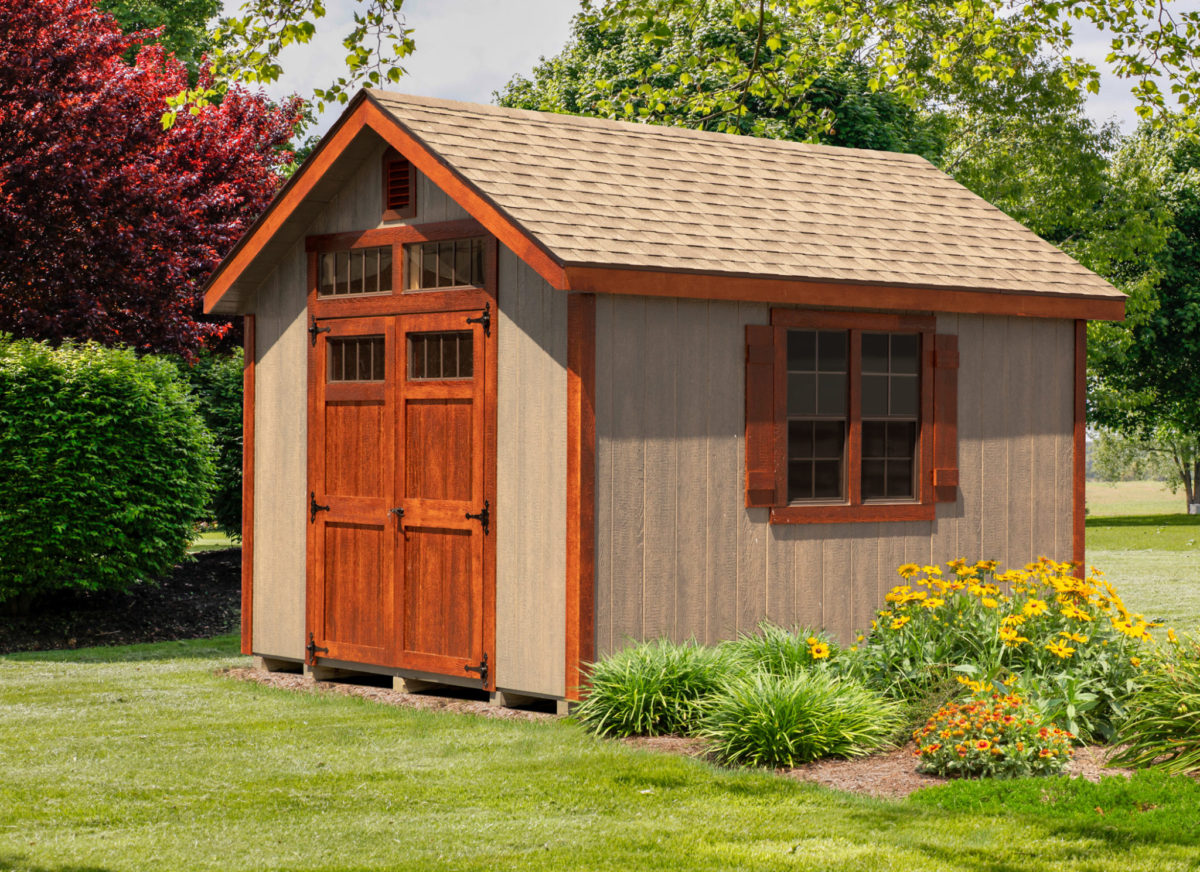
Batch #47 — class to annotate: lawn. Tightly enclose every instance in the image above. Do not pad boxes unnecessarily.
[188,529,237,553]
[1086,480,1188,517]
[3,637,1200,872]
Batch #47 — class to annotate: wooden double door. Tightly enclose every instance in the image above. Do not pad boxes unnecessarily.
[306,307,492,686]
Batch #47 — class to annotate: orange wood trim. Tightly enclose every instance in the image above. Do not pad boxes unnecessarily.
[565,266,1126,322]
[361,99,569,291]
[565,292,596,701]
[744,324,777,506]
[304,251,322,661]
[771,502,936,524]
[773,309,936,332]
[305,219,487,252]
[311,287,491,319]
[1074,319,1087,577]
[381,149,417,221]
[482,237,499,691]
[204,101,370,313]
[241,314,255,656]
[771,324,789,506]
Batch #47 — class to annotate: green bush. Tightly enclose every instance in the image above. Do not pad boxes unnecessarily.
[172,351,242,538]
[722,622,839,676]
[1110,637,1200,774]
[574,639,729,737]
[0,338,214,609]
[699,670,902,768]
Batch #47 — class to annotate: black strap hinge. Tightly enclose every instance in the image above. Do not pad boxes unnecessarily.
[465,500,490,535]
[306,632,328,665]
[466,303,491,337]
[310,491,330,523]
[309,316,331,346]
[464,652,488,686]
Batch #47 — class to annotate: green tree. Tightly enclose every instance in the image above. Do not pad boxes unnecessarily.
[98,0,219,73]
[1091,428,1199,506]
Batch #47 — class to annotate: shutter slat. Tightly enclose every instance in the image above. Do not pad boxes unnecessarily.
[933,333,959,503]
[745,324,777,507]
[384,154,413,214]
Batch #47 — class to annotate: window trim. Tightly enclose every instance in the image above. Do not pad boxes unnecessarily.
[767,309,936,524]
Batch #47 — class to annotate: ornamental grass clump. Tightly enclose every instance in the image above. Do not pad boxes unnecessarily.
[699,670,903,768]
[574,639,729,737]
[854,557,1161,740]
[722,622,839,676]
[914,692,1074,778]
[1110,636,1200,774]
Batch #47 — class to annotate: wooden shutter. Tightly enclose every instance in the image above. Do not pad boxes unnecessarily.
[932,333,959,502]
[382,152,415,219]
[745,324,778,507]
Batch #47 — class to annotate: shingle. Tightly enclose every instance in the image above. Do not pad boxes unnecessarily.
[369,90,1121,300]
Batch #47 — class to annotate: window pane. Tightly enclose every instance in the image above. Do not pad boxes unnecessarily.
[787,330,816,372]
[320,253,336,295]
[454,240,472,286]
[379,246,393,292]
[816,373,846,416]
[405,244,419,290]
[891,375,919,416]
[459,332,474,377]
[813,421,843,459]
[410,334,427,379]
[408,331,472,380]
[887,460,914,499]
[788,420,814,459]
[862,421,886,458]
[437,241,455,287]
[442,333,458,377]
[862,374,889,417]
[421,242,438,288]
[361,248,380,293]
[788,373,816,416]
[861,459,886,500]
[789,461,813,502]
[813,460,842,499]
[862,333,889,373]
[328,337,384,382]
[817,331,847,372]
[887,421,916,459]
[349,249,364,294]
[335,251,349,295]
[472,238,485,285]
[892,334,919,373]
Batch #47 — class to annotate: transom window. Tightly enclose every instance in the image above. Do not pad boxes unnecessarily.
[404,238,485,290]
[318,246,393,297]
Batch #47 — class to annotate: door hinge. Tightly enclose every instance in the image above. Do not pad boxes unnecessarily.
[465,500,490,535]
[464,652,489,687]
[310,491,330,523]
[309,316,331,346]
[466,303,491,337]
[306,632,328,665]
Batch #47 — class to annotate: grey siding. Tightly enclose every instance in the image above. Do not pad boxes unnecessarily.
[495,247,568,696]
[594,297,1076,648]
[247,137,468,661]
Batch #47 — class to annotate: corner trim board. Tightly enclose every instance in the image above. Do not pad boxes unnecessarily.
[241,314,255,655]
[565,293,597,701]
[1074,319,1086,577]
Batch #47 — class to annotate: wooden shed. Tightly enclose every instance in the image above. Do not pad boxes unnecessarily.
[202,90,1125,707]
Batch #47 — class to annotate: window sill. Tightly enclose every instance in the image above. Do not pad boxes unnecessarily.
[768,502,936,524]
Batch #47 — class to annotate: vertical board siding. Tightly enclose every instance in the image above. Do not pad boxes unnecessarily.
[594,297,1077,648]
[496,247,567,697]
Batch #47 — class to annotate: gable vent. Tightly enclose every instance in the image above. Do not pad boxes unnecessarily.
[384,155,413,214]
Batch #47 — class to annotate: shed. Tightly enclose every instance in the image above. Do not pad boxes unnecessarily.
[202,90,1125,706]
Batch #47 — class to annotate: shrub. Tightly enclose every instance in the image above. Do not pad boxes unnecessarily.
[172,351,243,538]
[699,670,903,768]
[722,622,839,676]
[913,692,1074,778]
[853,558,1157,740]
[0,338,214,610]
[1109,635,1200,774]
[574,639,729,737]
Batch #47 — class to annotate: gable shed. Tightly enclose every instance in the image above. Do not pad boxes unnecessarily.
[204,90,1124,705]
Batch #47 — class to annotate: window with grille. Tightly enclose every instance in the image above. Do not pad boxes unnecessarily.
[409,331,473,380]
[404,238,485,290]
[318,246,393,297]
[328,337,385,382]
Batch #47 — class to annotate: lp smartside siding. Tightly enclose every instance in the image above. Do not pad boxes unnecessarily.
[594,296,1076,649]
[246,137,469,662]
[496,247,568,697]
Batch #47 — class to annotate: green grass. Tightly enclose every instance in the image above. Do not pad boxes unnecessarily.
[1089,549,1200,632]
[4,638,1200,871]
[187,529,237,553]
[1086,480,1188,517]
[1086,514,1200,552]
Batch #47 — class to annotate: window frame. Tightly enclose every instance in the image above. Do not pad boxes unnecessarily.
[768,309,937,524]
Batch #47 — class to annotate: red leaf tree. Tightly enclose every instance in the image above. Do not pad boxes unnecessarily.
[0,0,300,356]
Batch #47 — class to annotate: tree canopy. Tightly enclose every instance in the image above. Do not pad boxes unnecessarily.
[0,0,300,356]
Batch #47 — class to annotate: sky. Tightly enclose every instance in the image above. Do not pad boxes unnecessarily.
[254,0,1192,140]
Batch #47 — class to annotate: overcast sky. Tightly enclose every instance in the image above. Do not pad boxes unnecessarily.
[257,0,1194,139]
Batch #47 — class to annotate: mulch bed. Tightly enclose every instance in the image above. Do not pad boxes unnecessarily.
[0,548,241,654]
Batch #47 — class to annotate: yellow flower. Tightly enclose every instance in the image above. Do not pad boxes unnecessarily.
[947,558,967,570]
[1059,631,1089,644]
[1002,614,1027,627]
[974,560,999,573]
[981,597,999,609]
[885,586,911,603]
[923,597,945,609]
[1130,657,1141,668]
[1168,628,1180,645]
[1002,674,1019,687]
[998,626,1029,646]
[1061,603,1093,622]
[809,642,831,660]
[922,565,943,576]
[897,563,921,579]
[1045,641,1075,660]
[891,616,911,630]
[1023,599,1049,617]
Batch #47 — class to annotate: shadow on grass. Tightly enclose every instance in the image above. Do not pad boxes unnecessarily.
[1086,513,1200,529]
[0,634,243,664]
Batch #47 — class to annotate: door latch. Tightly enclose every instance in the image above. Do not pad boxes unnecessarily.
[465,500,490,535]
[388,506,405,530]
[464,653,488,687]
[306,632,328,665]
[466,303,491,337]
[310,491,330,523]
[309,316,331,346]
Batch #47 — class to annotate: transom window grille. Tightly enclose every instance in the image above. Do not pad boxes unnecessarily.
[328,337,385,382]
[318,246,393,297]
[404,238,485,290]
[409,331,473,380]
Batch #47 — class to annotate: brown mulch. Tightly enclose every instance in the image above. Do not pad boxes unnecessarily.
[0,548,241,654]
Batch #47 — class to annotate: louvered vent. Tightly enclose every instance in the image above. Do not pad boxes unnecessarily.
[385,156,412,213]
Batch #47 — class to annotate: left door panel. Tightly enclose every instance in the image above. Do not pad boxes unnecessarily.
[307,316,397,666]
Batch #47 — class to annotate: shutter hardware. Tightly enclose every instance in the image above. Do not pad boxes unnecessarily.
[310,491,330,523]
[309,316,331,345]
[464,652,488,686]
[306,632,328,665]
[466,303,491,336]
[465,500,490,535]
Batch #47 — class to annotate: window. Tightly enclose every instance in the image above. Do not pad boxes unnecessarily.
[382,151,416,220]
[318,246,393,297]
[404,238,486,290]
[408,331,473,380]
[745,310,959,524]
[328,337,385,382]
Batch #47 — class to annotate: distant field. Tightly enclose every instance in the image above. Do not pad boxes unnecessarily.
[187,530,236,552]
[1086,480,1187,516]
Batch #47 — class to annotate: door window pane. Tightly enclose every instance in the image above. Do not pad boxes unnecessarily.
[409,332,474,380]
[328,337,385,382]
